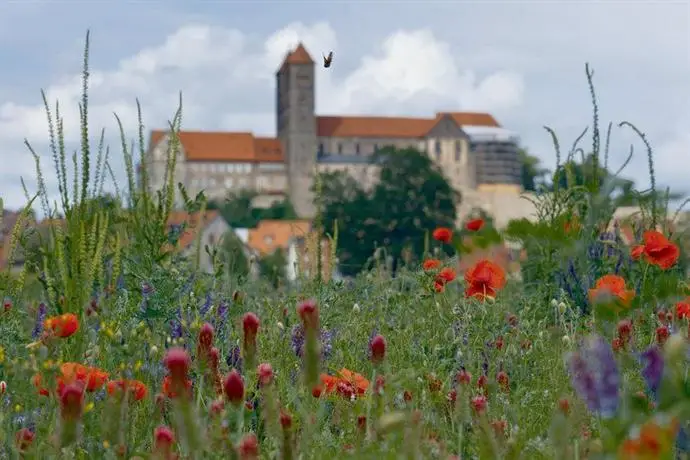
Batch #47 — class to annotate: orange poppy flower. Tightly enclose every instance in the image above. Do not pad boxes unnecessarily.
[588,274,635,308]
[631,245,644,260]
[641,231,679,270]
[106,379,148,401]
[437,267,456,283]
[44,313,79,338]
[432,227,453,244]
[617,418,679,459]
[466,219,484,232]
[318,368,369,399]
[464,259,506,300]
[59,363,109,392]
[422,259,441,271]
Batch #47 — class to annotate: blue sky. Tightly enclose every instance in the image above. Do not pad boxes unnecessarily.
[0,1,688,212]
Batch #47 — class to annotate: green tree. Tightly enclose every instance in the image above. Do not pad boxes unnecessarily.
[259,248,287,288]
[218,230,250,279]
[317,147,460,276]
[519,148,550,192]
[549,153,682,207]
[212,190,298,228]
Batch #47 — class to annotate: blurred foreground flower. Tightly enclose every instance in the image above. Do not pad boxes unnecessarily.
[567,335,619,418]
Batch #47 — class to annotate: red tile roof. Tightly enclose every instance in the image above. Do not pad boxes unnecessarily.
[316,112,500,138]
[247,220,311,255]
[166,210,221,250]
[282,43,314,66]
[149,131,283,163]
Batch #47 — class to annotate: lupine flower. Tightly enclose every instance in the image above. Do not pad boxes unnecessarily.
[567,335,620,418]
[227,345,243,372]
[291,324,333,360]
[32,303,47,339]
[640,346,664,398]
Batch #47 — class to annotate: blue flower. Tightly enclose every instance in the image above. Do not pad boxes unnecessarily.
[32,303,47,340]
[640,345,664,398]
[567,335,620,418]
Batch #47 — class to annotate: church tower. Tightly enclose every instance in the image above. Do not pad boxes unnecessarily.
[276,43,317,218]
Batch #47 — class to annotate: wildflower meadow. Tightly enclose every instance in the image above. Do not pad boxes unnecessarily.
[1,34,690,459]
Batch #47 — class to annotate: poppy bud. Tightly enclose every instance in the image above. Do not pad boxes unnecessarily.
[370,334,386,364]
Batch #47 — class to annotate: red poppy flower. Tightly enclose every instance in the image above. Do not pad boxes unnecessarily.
[641,230,679,270]
[466,218,484,232]
[44,313,79,338]
[106,379,148,401]
[422,259,441,271]
[432,227,453,244]
[676,300,690,320]
[588,274,635,308]
[464,260,506,300]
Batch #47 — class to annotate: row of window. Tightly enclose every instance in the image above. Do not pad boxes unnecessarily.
[318,140,466,162]
[189,175,286,190]
[191,177,247,189]
[188,163,253,174]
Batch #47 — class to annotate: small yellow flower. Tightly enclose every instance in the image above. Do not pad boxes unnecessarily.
[14,404,21,412]
[103,440,111,449]
[134,360,143,372]
[0,346,5,364]
[119,363,126,371]
[84,402,94,413]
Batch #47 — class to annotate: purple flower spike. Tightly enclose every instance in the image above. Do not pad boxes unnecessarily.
[640,346,664,398]
[567,335,620,418]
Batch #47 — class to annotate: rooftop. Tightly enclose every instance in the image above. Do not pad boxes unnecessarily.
[247,219,312,255]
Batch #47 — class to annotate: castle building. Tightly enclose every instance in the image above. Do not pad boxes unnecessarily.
[142,43,524,221]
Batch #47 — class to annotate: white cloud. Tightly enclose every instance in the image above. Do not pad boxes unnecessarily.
[0,22,526,212]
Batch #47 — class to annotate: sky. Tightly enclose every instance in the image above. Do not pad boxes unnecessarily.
[0,1,688,213]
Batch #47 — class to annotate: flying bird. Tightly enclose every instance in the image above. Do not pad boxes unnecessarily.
[323,51,333,68]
